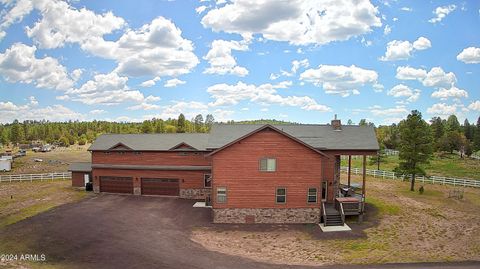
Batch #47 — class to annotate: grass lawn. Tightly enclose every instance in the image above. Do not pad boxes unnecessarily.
[341,154,480,180]
[0,180,88,228]
[191,175,480,266]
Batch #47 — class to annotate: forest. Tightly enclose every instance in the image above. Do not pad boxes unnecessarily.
[1,113,479,156]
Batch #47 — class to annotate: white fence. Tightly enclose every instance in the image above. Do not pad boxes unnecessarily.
[0,172,71,182]
[340,166,480,188]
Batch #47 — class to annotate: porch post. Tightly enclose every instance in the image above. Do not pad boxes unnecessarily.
[362,155,367,216]
[347,155,352,188]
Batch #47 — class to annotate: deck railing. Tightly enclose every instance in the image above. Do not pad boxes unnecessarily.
[340,166,480,188]
[0,172,72,182]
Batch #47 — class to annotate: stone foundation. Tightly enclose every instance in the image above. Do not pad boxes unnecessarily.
[213,208,320,224]
[93,185,100,193]
[180,188,211,199]
[133,187,141,195]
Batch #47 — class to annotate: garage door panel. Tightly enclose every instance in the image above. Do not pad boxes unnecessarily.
[141,178,179,196]
[100,176,133,194]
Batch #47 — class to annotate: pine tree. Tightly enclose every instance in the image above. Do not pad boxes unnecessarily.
[464,119,473,140]
[177,114,186,133]
[474,117,480,151]
[194,114,204,133]
[395,110,433,191]
[205,114,215,131]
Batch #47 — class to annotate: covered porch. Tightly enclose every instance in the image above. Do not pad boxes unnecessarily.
[322,151,377,227]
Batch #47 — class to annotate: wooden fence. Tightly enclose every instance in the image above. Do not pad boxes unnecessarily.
[340,167,480,188]
[0,172,71,182]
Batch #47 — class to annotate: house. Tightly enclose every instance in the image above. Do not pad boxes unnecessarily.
[69,119,379,224]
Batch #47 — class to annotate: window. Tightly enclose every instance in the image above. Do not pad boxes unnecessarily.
[216,187,227,203]
[133,151,142,155]
[276,187,286,204]
[260,158,276,172]
[104,151,110,155]
[321,181,328,201]
[204,174,212,188]
[308,188,317,203]
[177,152,189,156]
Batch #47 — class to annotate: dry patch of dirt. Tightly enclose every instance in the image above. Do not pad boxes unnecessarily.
[191,176,480,266]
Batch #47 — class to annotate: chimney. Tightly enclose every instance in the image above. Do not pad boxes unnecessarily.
[331,114,342,130]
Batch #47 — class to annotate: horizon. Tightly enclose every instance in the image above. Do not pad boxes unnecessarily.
[0,1,479,125]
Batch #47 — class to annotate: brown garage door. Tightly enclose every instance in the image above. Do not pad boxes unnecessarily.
[100,176,133,194]
[141,178,179,196]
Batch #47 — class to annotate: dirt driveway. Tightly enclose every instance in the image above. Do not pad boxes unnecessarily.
[0,195,478,269]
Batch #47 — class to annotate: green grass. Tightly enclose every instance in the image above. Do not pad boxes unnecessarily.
[341,154,480,180]
[0,202,58,228]
[365,196,401,216]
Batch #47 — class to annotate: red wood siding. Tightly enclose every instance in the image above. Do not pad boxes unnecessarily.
[211,128,333,209]
[91,151,210,166]
[72,172,87,187]
[92,168,209,190]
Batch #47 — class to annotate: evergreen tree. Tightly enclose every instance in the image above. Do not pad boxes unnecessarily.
[474,117,480,151]
[141,120,153,133]
[359,119,367,126]
[395,110,433,191]
[463,119,473,141]
[347,119,353,125]
[177,114,186,133]
[194,114,204,133]
[430,117,444,142]
[10,119,25,145]
[205,114,215,131]
[446,115,460,133]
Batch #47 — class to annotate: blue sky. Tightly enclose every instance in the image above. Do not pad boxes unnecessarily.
[0,0,479,125]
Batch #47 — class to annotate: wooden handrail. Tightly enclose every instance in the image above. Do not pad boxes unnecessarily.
[322,201,327,225]
[339,202,345,225]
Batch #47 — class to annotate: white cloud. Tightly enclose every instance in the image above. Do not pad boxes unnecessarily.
[0,0,33,41]
[195,5,208,14]
[457,47,480,64]
[468,101,480,111]
[383,24,391,35]
[164,78,186,88]
[431,86,468,100]
[26,0,125,49]
[423,67,456,88]
[0,99,83,123]
[429,5,456,24]
[203,38,249,76]
[156,101,209,119]
[291,59,309,74]
[427,103,459,117]
[207,81,331,112]
[373,83,384,93]
[140,77,160,88]
[380,37,431,61]
[201,0,382,46]
[90,109,106,115]
[396,66,427,81]
[412,37,431,50]
[370,105,408,117]
[400,7,412,12]
[0,43,75,90]
[67,72,159,106]
[387,84,420,103]
[300,65,378,97]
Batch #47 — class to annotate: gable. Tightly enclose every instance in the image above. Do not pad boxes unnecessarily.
[169,142,198,151]
[208,125,329,158]
[108,142,133,151]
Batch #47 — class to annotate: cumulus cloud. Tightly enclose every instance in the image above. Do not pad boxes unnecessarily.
[0,43,75,90]
[383,24,391,35]
[155,101,209,119]
[468,101,480,111]
[195,5,208,14]
[429,5,456,24]
[431,86,468,100]
[422,67,456,88]
[26,0,125,49]
[299,64,379,97]
[203,38,249,76]
[0,0,33,41]
[427,103,459,117]
[140,77,160,88]
[207,81,331,112]
[370,105,408,117]
[380,37,431,61]
[457,47,480,64]
[387,84,421,103]
[395,66,427,81]
[164,78,186,88]
[0,98,83,123]
[201,0,382,46]
[66,72,160,107]
[271,58,309,79]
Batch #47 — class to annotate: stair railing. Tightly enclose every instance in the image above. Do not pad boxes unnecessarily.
[322,201,327,225]
[339,202,345,226]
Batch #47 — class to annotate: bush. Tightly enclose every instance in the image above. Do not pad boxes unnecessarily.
[78,138,86,145]
[419,185,424,195]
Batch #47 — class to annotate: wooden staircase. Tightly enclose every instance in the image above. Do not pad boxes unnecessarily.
[323,203,345,226]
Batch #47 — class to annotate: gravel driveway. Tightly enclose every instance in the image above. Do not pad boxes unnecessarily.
[0,194,478,269]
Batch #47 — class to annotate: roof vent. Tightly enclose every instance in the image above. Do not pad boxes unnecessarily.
[331,114,342,131]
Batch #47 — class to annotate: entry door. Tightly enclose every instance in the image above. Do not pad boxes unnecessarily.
[84,174,90,185]
[321,181,328,201]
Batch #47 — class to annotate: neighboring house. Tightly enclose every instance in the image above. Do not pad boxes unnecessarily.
[69,119,379,224]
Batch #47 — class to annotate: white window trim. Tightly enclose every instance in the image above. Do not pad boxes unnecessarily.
[307,187,317,203]
[275,187,287,204]
[216,187,227,204]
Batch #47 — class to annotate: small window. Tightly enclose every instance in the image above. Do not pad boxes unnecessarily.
[204,174,212,188]
[307,188,317,203]
[276,187,286,204]
[104,151,110,155]
[217,187,227,203]
[177,152,189,156]
[260,158,276,172]
[134,151,142,155]
[117,151,126,155]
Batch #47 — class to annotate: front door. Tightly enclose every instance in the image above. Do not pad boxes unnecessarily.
[321,181,328,202]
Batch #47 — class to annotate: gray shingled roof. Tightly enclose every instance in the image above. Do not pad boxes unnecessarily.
[88,133,210,151]
[207,124,379,151]
[87,124,379,151]
[68,162,92,172]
